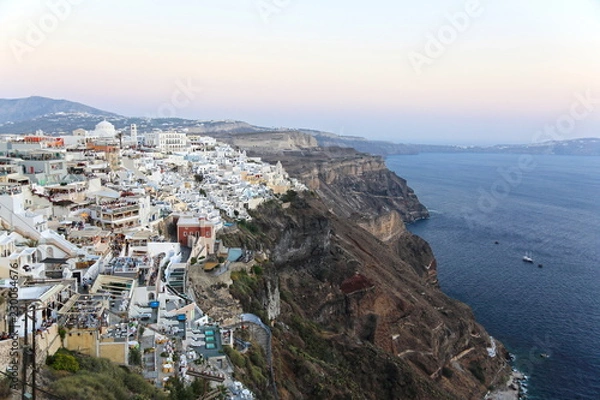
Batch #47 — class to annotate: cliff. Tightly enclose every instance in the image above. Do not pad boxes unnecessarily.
[218,131,319,153]
[221,147,511,399]
[256,147,429,241]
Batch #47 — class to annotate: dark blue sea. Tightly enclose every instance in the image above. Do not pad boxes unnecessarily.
[386,153,600,400]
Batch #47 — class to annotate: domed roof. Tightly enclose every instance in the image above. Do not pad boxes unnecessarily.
[95,120,114,130]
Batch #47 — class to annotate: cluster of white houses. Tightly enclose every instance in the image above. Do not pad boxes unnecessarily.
[0,121,302,396]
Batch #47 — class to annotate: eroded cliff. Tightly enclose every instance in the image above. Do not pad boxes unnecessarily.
[257,147,428,241]
[221,147,510,399]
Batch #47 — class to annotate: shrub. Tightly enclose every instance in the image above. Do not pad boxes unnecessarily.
[47,349,79,373]
[442,366,454,379]
[249,347,266,369]
[124,372,154,396]
[468,361,486,384]
[281,190,298,203]
[50,353,167,400]
[250,365,267,387]
[224,346,245,368]
[128,346,142,366]
[252,264,263,275]
[238,220,260,234]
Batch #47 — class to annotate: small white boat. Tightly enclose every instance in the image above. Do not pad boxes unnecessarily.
[523,252,534,263]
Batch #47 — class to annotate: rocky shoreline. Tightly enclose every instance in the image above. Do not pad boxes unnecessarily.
[485,369,527,400]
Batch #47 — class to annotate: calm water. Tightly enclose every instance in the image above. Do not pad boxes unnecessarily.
[386,154,600,400]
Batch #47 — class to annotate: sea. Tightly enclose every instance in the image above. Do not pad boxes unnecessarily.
[386,153,600,400]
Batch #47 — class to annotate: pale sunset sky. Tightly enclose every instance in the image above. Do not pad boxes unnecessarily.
[1,0,600,144]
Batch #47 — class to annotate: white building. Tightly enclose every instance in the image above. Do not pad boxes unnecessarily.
[158,131,187,153]
[92,120,118,139]
[144,131,187,153]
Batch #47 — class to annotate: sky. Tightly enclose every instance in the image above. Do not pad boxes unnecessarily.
[1,0,600,145]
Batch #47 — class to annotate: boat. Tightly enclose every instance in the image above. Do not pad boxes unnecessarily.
[523,252,534,263]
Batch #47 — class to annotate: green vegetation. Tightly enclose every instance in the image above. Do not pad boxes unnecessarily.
[224,343,269,396]
[46,348,80,372]
[129,346,142,366]
[230,269,259,294]
[229,270,260,313]
[468,361,486,384]
[223,346,245,368]
[58,326,67,346]
[237,219,260,234]
[280,189,298,203]
[251,264,263,275]
[45,350,168,400]
[287,315,335,364]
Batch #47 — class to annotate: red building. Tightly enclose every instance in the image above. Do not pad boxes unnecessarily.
[176,216,214,249]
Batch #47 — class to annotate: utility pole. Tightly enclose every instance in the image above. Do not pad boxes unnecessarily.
[31,303,37,400]
[21,302,39,400]
[22,305,28,400]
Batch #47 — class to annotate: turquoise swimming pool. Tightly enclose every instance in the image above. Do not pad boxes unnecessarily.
[227,248,243,262]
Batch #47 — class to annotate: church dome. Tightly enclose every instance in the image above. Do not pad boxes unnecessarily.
[95,120,115,130]
[93,120,117,138]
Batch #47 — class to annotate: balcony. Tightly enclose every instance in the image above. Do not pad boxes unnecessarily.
[92,204,139,215]
[9,152,63,161]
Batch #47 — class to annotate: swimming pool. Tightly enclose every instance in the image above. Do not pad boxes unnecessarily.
[227,248,243,262]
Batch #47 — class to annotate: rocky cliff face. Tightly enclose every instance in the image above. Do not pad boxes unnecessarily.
[222,147,510,400]
[257,147,429,242]
[219,131,319,153]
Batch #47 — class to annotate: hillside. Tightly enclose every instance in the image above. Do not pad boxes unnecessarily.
[0,96,120,124]
[217,148,512,399]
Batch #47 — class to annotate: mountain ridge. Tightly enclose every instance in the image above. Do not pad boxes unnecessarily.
[1,95,598,155]
[0,96,121,124]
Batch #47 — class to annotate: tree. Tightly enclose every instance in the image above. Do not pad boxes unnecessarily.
[58,326,67,347]
[129,346,142,366]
